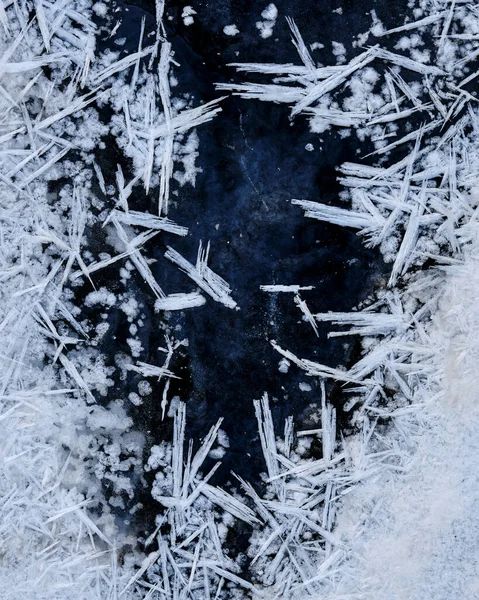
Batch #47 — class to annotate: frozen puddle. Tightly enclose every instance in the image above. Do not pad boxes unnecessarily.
[0,0,478,598]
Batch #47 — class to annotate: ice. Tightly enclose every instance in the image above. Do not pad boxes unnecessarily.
[92,46,155,85]
[293,47,380,116]
[127,361,179,381]
[242,393,351,596]
[286,17,316,73]
[120,549,162,596]
[216,81,305,103]
[136,98,224,141]
[165,242,238,309]
[202,484,260,525]
[181,6,196,27]
[294,294,319,336]
[35,0,50,51]
[376,12,447,37]
[155,292,206,311]
[19,145,71,188]
[157,40,174,213]
[111,209,188,236]
[376,48,446,75]
[292,197,385,237]
[130,17,146,92]
[261,284,315,293]
[388,203,423,287]
[271,340,360,383]
[0,2,10,36]
[226,62,339,77]
[142,403,264,596]
[438,1,456,53]
[35,90,100,131]
[85,216,167,299]
[2,0,479,597]
[313,301,405,337]
[254,393,281,493]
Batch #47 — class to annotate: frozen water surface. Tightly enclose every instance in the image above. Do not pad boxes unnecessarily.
[1,0,479,598]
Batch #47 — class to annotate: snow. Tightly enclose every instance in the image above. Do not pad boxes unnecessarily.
[256,3,278,39]
[223,24,239,37]
[326,254,479,597]
[332,41,346,64]
[261,3,278,21]
[182,6,196,27]
[92,2,107,17]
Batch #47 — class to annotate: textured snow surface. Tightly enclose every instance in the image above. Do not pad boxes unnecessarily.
[1,0,479,598]
[333,253,479,598]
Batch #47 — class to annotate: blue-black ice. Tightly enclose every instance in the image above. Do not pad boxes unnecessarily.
[90,0,407,530]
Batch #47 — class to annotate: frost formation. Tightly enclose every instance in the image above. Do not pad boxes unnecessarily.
[1,1,479,599]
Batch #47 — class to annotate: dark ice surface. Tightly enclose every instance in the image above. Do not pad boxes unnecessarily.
[91,0,408,529]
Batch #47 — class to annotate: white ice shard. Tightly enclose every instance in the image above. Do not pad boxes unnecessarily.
[165,242,238,309]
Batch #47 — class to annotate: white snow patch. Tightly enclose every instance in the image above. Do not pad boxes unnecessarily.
[256,3,278,39]
[93,2,108,17]
[223,24,239,36]
[182,6,196,26]
[332,40,347,64]
[261,3,278,20]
